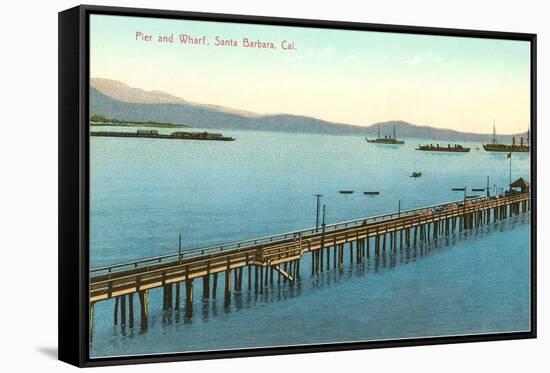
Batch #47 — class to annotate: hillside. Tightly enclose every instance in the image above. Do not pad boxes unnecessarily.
[90,79,528,142]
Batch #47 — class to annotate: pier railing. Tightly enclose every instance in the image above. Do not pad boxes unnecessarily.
[90,195,492,275]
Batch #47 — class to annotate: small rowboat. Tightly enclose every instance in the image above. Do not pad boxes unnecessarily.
[339,190,354,194]
[363,191,380,195]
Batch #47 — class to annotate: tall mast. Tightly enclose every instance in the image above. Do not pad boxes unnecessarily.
[393,124,396,139]
[492,120,497,144]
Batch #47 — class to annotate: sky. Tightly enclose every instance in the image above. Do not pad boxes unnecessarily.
[90,14,531,134]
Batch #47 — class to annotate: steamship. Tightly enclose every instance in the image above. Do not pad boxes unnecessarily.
[366,124,405,145]
[482,123,529,153]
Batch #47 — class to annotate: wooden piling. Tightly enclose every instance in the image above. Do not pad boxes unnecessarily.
[326,242,331,269]
[139,290,148,330]
[248,265,252,290]
[320,242,324,272]
[225,266,231,305]
[203,274,210,298]
[90,302,94,340]
[121,294,127,325]
[255,266,259,291]
[163,284,173,310]
[213,273,218,298]
[311,250,315,275]
[128,293,134,328]
[175,282,180,309]
[366,236,370,258]
[186,279,194,308]
[114,296,119,325]
[260,266,264,292]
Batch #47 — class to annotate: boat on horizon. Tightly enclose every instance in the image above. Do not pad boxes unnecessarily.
[363,191,380,195]
[339,190,354,194]
[416,144,470,153]
[366,124,405,145]
[482,122,529,153]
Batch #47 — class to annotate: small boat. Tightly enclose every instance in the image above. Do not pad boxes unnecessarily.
[471,188,486,192]
[339,190,354,194]
[363,191,380,195]
[410,172,422,178]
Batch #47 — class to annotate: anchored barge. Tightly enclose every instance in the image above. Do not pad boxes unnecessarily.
[91,129,235,141]
[366,124,405,145]
[416,144,470,153]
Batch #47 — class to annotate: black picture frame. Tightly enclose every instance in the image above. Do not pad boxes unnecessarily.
[58,4,537,367]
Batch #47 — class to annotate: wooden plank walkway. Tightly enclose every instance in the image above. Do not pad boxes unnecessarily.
[89,192,530,333]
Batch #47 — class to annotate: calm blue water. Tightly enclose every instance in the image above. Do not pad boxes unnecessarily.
[90,128,531,357]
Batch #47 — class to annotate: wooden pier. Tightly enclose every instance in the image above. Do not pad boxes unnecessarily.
[89,192,530,335]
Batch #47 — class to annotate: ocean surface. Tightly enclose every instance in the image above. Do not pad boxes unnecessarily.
[89,127,531,357]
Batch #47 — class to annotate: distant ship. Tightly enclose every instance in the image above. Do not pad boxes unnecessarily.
[366,124,405,145]
[482,123,529,153]
[339,190,354,194]
[90,129,235,141]
[415,144,470,153]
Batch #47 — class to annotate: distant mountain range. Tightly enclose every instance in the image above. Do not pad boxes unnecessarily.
[90,78,528,142]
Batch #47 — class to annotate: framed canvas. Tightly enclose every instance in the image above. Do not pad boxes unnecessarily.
[58,5,537,367]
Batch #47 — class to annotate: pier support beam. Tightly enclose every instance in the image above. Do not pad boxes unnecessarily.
[225,267,231,305]
[175,282,181,309]
[120,294,127,325]
[366,236,370,258]
[185,279,194,314]
[213,273,218,298]
[203,274,210,298]
[139,290,148,330]
[114,296,119,325]
[162,284,173,310]
[90,302,94,341]
[128,293,134,328]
